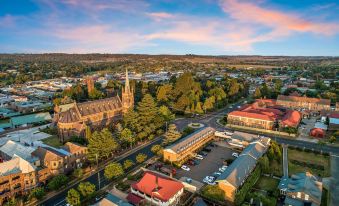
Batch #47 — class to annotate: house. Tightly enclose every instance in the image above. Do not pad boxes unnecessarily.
[0,140,40,166]
[278,172,323,206]
[62,142,88,168]
[0,156,37,205]
[216,139,270,202]
[277,95,331,111]
[56,69,134,141]
[127,171,184,206]
[163,127,215,165]
[32,145,81,175]
[328,113,339,131]
[96,193,133,206]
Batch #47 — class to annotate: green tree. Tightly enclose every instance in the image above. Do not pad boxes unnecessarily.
[88,88,104,100]
[329,136,336,143]
[123,159,135,170]
[195,102,204,114]
[85,125,92,140]
[123,109,139,132]
[151,144,164,156]
[254,87,262,99]
[258,156,270,174]
[104,163,124,180]
[72,168,83,179]
[159,105,175,122]
[203,96,215,112]
[78,182,96,198]
[156,84,173,102]
[136,153,147,163]
[29,187,45,200]
[120,128,134,148]
[66,189,81,206]
[88,129,119,162]
[135,94,160,139]
[3,197,18,206]
[48,174,69,190]
[164,124,181,144]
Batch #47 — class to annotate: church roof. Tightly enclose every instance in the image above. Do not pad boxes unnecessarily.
[58,96,122,123]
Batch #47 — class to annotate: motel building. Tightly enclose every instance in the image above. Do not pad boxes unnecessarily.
[163,127,215,165]
[127,171,184,206]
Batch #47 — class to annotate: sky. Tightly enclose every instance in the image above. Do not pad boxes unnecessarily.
[0,0,339,55]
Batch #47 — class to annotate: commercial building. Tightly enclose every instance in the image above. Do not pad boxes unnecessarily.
[56,69,134,141]
[0,156,37,204]
[32,143,87,175]
[127,171,184,206]
[277,95,331,111]
[227,100,301,130]
[278,172,323,206]
[328,113,339,131]
[216,138,270,202]
[163,127,215,165]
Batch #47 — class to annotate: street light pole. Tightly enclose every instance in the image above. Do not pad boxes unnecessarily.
[96,154,101,190]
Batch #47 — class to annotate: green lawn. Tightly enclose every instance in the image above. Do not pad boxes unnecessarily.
[41,135,63,148]
[288,149,330,177]
[201,185,225,202]
[254,176,279,192]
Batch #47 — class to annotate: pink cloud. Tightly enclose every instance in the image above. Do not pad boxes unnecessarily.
[219,0,339,35]
[51,25,150,53]
[146,12,174,21]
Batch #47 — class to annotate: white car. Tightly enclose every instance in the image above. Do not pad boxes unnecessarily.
[181,165,190,171]
[195,155,204,160]
[218,167,226,172]
[232,152,239,158]
[221,165,228,170]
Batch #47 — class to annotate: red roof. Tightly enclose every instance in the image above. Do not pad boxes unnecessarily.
[329,113,339,119]
[131,172,184,202]
[127,193,144,205]
[229,110,276,121]
[281,110,301,127]
[310,128,325,138]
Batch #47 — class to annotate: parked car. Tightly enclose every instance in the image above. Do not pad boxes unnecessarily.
[213,172,221,177]
[203,147,211,152]
[195,154,204,160]
[218,167,226,173]
[181,165,190,171]
[199,151,208,156]
[185,178,192,183]
[232,152,239,158]
[193,159,200,165]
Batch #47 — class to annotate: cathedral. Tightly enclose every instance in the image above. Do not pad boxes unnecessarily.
[56,69,134,142]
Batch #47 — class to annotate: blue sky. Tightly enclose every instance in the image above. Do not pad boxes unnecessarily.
[0,0,339,55]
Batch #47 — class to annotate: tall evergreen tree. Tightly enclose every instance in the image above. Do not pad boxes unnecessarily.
[87,129,118,162]
[164,124,181,144]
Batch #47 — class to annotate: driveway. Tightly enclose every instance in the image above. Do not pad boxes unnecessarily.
[176,144,235,183]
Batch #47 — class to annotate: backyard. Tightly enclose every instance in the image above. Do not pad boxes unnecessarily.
[288,148,331,177]
[41,135,63,148]
[253,176,279,192]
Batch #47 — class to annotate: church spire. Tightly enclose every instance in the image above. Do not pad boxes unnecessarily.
[125,69,130,92]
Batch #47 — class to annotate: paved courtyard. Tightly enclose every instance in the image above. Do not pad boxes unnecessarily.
[176,142,235,183]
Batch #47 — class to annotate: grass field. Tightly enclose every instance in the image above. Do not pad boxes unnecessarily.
[41,135,63,148]
[288,149,330,177]
[254,176,279,192]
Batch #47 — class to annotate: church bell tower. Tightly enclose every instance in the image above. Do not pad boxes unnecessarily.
[122,69,134,113]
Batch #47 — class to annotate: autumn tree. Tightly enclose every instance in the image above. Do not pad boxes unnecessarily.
[164,124,181,144]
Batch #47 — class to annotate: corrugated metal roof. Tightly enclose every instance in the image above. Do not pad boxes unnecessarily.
[11,112,52,126]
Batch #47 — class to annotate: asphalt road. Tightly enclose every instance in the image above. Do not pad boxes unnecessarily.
[42,138,162,206]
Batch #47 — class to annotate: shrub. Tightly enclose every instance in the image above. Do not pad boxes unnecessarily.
[48,174,69,191]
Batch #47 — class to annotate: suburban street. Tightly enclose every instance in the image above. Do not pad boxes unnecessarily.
[42,100,339,205]
[41,138,162,206]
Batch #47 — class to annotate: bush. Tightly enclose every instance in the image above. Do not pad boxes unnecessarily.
[235,166,261,206]
[72,168,84,179]
[29,187,45,200]
[48,174,69,191]
[201,185,225,202]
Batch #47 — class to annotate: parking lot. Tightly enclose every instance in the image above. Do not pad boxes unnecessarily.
[176,142,236,183]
